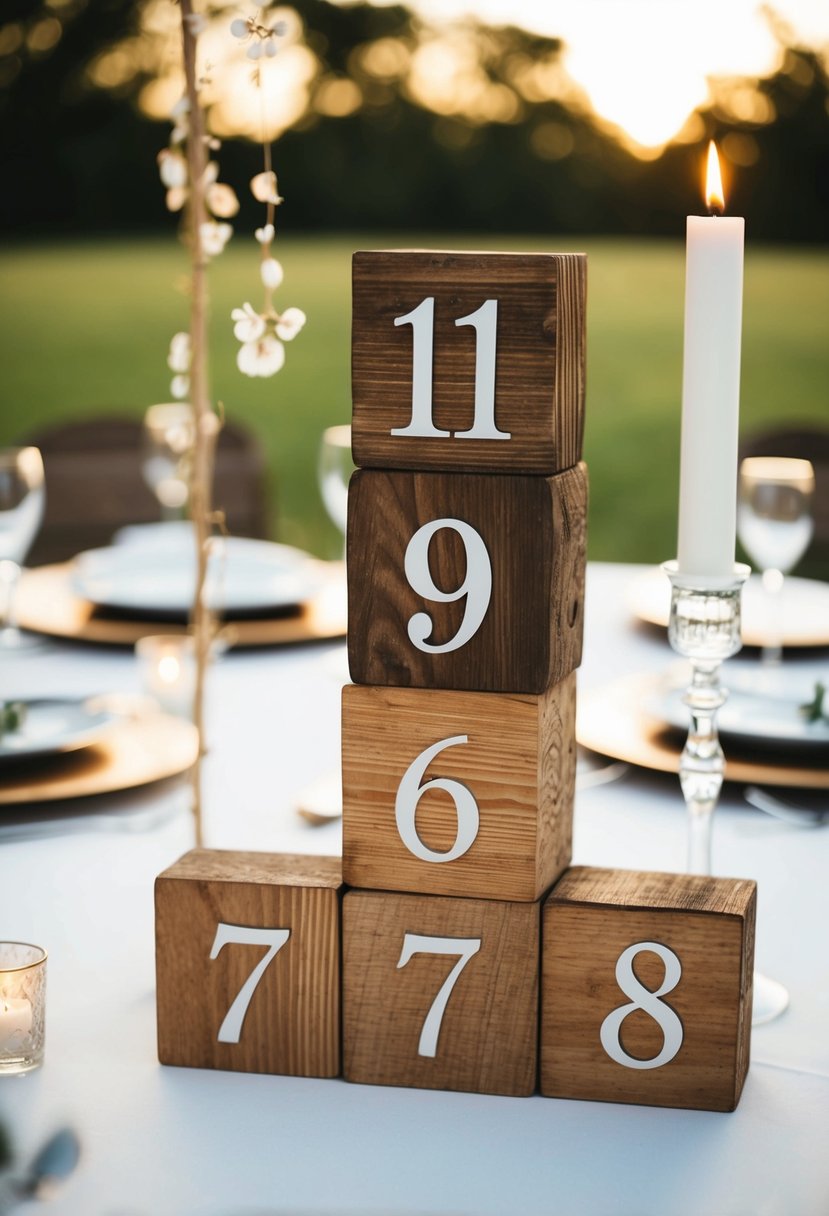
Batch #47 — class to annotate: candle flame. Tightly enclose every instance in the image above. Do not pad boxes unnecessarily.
[158,655,182,685]
[705,141,725,214]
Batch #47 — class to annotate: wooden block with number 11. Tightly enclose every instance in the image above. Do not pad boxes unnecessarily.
[155,850,342,1077]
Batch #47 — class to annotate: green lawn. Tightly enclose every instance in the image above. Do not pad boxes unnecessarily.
[1,235,826,562]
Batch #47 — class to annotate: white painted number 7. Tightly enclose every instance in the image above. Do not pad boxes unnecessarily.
[396,933,481,1058]
[209,923,291,1044]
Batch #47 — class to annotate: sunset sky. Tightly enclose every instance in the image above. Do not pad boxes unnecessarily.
[368,0,829,147]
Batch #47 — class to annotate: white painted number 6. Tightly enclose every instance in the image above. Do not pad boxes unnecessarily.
[395,735,479,863]
[599,941,684,1070]
[404,518,492,653]
[209,923,291,1044]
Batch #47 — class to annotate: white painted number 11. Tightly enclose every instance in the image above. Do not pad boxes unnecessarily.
[392,298,510,440]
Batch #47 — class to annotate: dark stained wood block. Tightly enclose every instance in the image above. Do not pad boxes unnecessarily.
[155,849,342,1076]
[342,677,575,901]
[541,867,756,1112]
[347,465,587,694]
[343,889,539,1096]
[351,250,586,475]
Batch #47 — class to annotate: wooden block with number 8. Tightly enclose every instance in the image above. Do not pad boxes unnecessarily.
[347,464,587,694]
[351,249,586,475]
[342,677,575,901]
[155,849,342,1076]
[343,889,539,1096]
[541,867,756,1112]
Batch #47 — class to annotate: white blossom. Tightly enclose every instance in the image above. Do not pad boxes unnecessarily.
[200,221,233,256]
[231,303,267,343]
[275,307,306,341]
[166,186,188,213]
[230,18,249,38]
[260,257,283,289]
[255,223,275,245]
[184,12,207,36]
[207,181,240,218]
[237,334,285,378]
[171,374,190,400]
[250,171,283,206]
[158,149,187,190]
[167,331,191,373]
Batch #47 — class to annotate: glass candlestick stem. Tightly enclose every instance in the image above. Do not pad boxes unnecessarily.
[662,561,750,874]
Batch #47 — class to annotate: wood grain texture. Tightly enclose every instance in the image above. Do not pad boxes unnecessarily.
[343,889,539,1096]
[540,867,756,1112]
[351,250,586,474]
[155,850,342,1076]
[342,677,575,901]
[347,465,587,693]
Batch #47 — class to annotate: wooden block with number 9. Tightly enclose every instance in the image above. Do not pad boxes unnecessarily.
[343,889,539,1096]
[541,868,756,1112]
[155,849,342,1076]
[347,464,587,694]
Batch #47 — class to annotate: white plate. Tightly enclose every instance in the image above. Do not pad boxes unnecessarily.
[627,568,829,648]
[0,699,119,762]
[72,538,323,616]
[646,669,829,752]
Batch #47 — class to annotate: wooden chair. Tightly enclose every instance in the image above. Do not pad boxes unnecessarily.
[738,426,829,581]
[22,415,270,566]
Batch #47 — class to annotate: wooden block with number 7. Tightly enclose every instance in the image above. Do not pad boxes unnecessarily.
[347,464,587,694]
[342,676,576,901]
[343,889,539,1097]
[155,849,342,1076]
[541,867,756,1112]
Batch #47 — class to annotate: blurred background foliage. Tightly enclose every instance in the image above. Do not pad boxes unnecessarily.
[1,0,827,240]
[0,1,826,563]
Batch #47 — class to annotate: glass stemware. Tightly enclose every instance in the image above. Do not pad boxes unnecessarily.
[317,424,354,557]
[737,456,815,667]
[0,447,45,649]
[141,403,195,522]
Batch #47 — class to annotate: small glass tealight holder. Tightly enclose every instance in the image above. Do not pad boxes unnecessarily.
[136,634,196,718]
[0,942,47,1075]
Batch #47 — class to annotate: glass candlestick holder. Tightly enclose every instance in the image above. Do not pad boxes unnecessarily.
[0,942,47,1075]
[663,560,789,1024]
[662,561,750,875]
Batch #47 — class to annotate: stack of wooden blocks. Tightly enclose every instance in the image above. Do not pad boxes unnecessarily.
[156,250,756,1113]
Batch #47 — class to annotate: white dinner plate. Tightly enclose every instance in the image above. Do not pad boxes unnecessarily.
[0,699,119,762]
[645,668,829,752]
[627,568,829,648]
[72,537,324,616]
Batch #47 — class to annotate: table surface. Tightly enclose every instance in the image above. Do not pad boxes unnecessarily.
[1,562,827,1216]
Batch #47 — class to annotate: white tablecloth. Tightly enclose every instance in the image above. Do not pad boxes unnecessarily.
[1,563,827,1216]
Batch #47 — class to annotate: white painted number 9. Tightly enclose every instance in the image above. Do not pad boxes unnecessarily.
[404,518,492,653]
[599,941,684,1071]
[395,735,479,863]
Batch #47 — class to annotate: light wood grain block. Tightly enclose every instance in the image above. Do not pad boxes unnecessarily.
[342,677,575,901]
[347,464,587,694]
[351,250,586,474]
[155,849,342,1076]
[541,867,756,1112]
[343,889,539,1096]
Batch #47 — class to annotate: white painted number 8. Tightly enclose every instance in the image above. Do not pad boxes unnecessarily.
[404,518,492,654]
[599,941,684,1070]
[395,735,479,863]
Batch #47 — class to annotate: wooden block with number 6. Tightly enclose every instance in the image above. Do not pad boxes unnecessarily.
[343,889,539,1096]
[541,868,756,1112]
[342,677,575,901]
[155,849,342,1076]
[347,464,587,694]
[351,249,586,475]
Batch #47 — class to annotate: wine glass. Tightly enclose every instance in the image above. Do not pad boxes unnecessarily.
[737,456,815,667]
[141,404,195,522]
[317,424,354,557]
[0,447,45,648]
